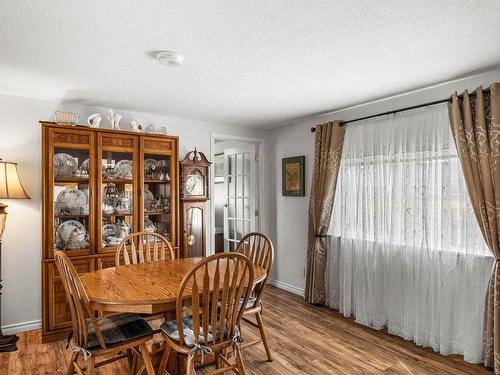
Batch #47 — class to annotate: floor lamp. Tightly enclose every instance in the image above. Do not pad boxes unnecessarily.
[0,159,30,352]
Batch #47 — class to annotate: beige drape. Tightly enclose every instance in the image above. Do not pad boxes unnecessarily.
[448,83,500,372]
[305,121,345,304]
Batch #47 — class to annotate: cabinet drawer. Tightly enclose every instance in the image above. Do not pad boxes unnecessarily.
[50,129,91,147]
[142,137,174,153]
[100,133,136,149]
[46,259,94,331]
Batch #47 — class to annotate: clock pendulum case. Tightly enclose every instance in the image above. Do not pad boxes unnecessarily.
[179,148,212,257]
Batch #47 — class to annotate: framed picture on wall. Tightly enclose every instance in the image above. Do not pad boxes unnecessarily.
[282,156,305,196]
[214,152,224,184]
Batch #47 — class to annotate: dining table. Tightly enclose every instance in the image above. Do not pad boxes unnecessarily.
[80,257,267,315]
[80,256,267,374]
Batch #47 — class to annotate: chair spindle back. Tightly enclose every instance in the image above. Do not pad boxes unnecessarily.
[54,251,106,349]
[116,232,175,266]
[235,232,274,306]
[176,253,254,347]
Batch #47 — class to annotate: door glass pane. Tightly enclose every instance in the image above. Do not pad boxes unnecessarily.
[244,176,250,198]
[236,198,243,221]
[144,153,171,241]
[229,154,236,175]
[228,198,235,218]
[236,153,243,175]
[228,219,236,240]
[243,199,250,220]
[228,175,235,197]
[53,148,90,252]
[101,151,134,248]
[244,152,250,174]
[236,176,243,197]
[236,220,244,240]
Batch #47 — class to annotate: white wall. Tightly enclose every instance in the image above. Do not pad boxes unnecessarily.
[0,94,266,332]
[267,68,500,296]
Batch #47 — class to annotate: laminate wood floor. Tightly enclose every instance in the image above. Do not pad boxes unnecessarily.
[0,286,492,374]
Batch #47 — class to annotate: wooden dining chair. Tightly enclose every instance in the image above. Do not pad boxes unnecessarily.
[235,232,274,362]
[116,231,175,266]
[54,251,156,375]
[158,252,255,375]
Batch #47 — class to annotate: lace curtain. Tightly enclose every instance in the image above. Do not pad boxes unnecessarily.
[325,104,494,363]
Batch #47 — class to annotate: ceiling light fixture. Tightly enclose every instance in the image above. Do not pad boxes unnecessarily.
[156,51,184,67]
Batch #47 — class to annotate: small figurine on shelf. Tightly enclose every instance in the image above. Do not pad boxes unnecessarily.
[130,119,143,132]
[153,196,163,212]
[108,110,122,130]
[87,113,102,128]
[115,196,132,215]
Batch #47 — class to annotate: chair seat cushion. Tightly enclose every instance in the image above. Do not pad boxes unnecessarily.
[243,296,257,309]
[161,316,219,347]
[87,314,153,349]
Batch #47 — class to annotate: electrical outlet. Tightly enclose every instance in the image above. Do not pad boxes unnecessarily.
[300,267,306,277]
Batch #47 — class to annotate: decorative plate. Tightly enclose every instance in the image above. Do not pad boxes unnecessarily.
[56,188,88,215]
[54,153,78,177]
[56,220,88,250]
[144,217,156,233]
[143,189,155,211]
[114,160,133,179]
[102,224,120,246]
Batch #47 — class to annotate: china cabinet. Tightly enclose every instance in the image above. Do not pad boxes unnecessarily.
[40,121,179,342]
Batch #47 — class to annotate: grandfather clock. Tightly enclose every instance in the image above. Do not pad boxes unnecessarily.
[180,148,211,258]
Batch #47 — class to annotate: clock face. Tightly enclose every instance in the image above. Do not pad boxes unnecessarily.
[186,174,204,196]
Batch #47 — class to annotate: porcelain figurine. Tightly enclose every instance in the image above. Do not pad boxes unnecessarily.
[130,119,143,132]
[87,113,102,128]
[108,110,122,130]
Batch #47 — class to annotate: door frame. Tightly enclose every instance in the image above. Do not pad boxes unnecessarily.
[209,133,266,255]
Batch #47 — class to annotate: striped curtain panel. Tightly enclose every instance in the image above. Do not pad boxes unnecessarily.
[448,83,500,373]
[305,121,345,304]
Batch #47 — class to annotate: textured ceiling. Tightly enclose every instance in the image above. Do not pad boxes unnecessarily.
[1,1,500,129]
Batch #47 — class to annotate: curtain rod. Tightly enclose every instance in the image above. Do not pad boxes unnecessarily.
[310,88,491,132]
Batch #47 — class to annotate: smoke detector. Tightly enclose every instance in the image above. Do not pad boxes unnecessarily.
[156,51,184,67]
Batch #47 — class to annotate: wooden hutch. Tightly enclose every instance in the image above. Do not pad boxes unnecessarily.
[40,121,179,342]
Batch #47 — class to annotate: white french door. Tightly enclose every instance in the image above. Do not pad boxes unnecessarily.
[223,145,256,251]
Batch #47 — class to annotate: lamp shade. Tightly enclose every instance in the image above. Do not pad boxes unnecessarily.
[0,160,30,199]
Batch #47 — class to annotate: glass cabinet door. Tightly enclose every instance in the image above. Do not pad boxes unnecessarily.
[97,134,137,252]
[50,130,94,257]
[142,152,172,241]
